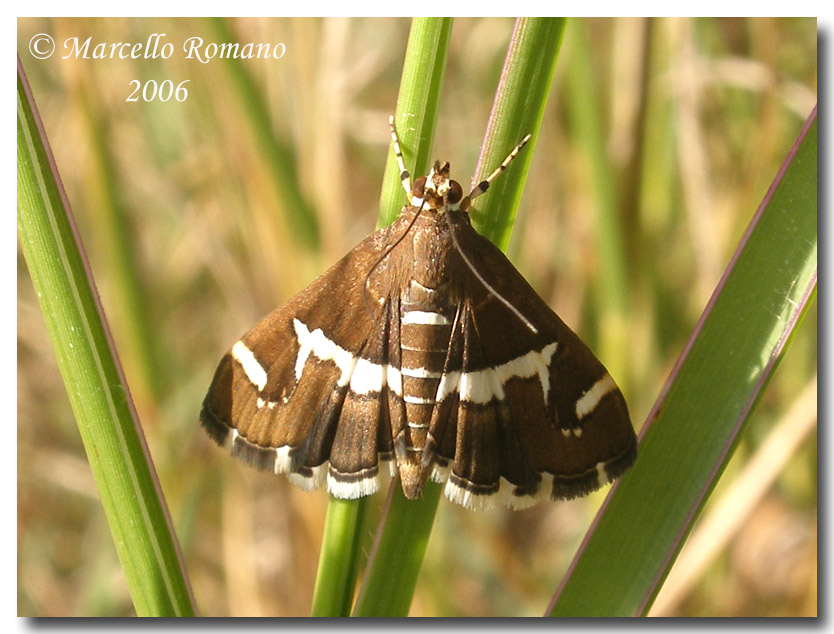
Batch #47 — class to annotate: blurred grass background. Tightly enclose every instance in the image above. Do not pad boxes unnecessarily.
[17,17,816,616]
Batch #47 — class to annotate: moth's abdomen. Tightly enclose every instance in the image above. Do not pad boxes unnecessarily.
[394,280,456,498]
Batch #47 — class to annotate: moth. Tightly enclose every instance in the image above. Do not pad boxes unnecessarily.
[201,116,636,511]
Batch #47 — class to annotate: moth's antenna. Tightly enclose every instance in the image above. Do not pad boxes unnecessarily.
[447,220,538,334]
[362,116,428,319]
[451,131,537,333]
[362,115,429,319]
[389,115,412,199]
[460,133,532,211]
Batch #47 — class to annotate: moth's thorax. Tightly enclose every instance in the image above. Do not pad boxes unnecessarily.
[399,159,467,294]
[403,206,463,294]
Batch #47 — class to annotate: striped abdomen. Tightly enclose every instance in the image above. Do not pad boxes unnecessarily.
[395,279,456,498]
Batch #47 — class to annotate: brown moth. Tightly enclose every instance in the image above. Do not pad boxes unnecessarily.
[201,116,636,510]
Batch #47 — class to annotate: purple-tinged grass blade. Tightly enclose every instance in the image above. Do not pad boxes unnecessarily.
[548,106,817,617]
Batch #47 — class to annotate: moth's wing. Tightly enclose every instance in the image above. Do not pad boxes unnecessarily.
[201,222,405,498]
[434,220,637,510]
[424,302,545,510]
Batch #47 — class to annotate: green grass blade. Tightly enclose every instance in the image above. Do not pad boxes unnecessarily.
[17,58,195,618]
[471,17,566,250]
[548,107,817,617]
[311,498,369,616]
[208,17,320,250]
[312,17,453,618]
[563,19,631,385]
[352,483,443,616]
[353,17,565,617]
[377,17,454,228]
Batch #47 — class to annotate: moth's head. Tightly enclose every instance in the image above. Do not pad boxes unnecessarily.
[411,160,465,213]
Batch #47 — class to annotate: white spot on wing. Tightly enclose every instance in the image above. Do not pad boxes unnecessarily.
[576,374,617,419]
[460,368,503,402]
[436,371,462,401]
[292,319,315,381]
[232,341,268,391]
[595,461,609,488]
[350,357,385,393]
[387,365,402,396]
[534,343,558,400]
[292,318,358,388]
[292,318,408,397]
[437,342,559,405]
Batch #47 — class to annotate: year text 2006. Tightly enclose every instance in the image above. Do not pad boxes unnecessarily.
[126,79,190,103]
